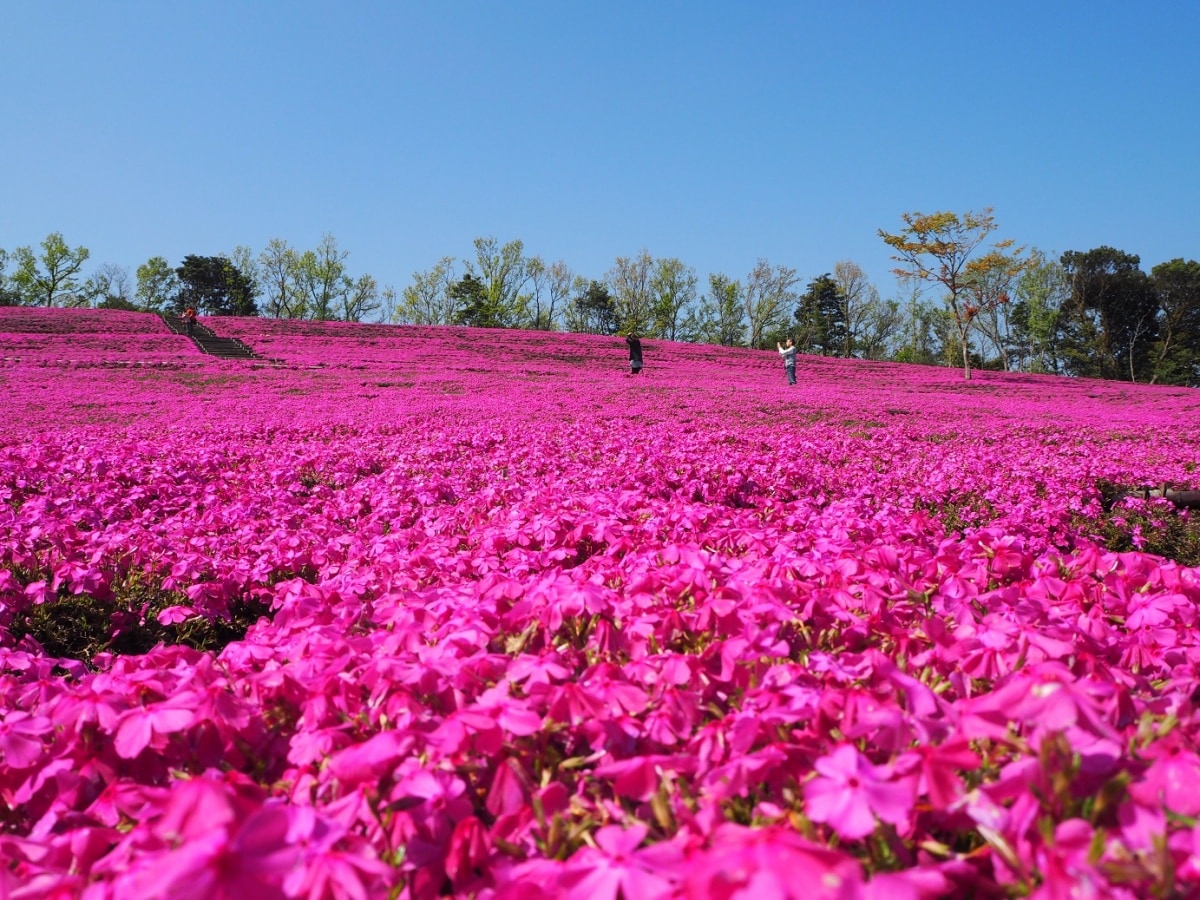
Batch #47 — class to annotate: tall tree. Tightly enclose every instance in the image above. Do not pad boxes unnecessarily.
[396,257,457,325]
[1149,258,1200,386]
[891,278,942,366]
[0,249,19,306]
[525,257,573,331]
[296,234,350,321]
[10,233,92,307]
[855,295,904,361]
[832,260,877,358]
[450,273,493,327]
[175,255,258,316]
[568,280,619,335]
[879,207,1021,380]
[256,235,378,322]
[258,238,305,318]
[90,263,135,309]
[1009,251,1068,374]
[962,249,1029,371]
[650,257,698,341]
[744,259,799,349]
[679,274,740,345]
[337,274,380,323]
[607,250,655,335]
[463,237,530,329]
[1059,247,1156,382]
[794,273,847,356]
[135,256,180,313]
[229,245,260,303]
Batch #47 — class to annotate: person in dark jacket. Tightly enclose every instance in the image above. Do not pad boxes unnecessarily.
[625,332,644,375]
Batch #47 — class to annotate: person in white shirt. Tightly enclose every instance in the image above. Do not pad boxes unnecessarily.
[777,338,797,385]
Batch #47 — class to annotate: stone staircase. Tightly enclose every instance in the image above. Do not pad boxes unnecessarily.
[162,314,271,361]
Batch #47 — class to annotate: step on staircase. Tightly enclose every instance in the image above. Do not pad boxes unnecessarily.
[162,314,272,361]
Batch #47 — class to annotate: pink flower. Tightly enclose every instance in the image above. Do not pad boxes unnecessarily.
[444,815,491,891]
[0,713,53,769]
[682,823,862,899]
[804,744,915,840]
[559,824,682,900]
[326,730,414,786]
[116,796,299,899]
[595,754,696,802]
[113,700,196,759]
[1131,746,1200,816]
[904,737,980,810]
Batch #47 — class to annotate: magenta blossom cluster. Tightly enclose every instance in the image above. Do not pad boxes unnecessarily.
[3,309,1200,898]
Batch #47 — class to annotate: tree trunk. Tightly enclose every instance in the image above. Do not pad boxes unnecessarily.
[959,325,972,380]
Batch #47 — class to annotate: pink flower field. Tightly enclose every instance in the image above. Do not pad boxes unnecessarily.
[4,307,1200,898]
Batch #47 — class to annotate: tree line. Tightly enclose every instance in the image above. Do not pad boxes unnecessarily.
[2,212,1197,386]
[0,234,387,323]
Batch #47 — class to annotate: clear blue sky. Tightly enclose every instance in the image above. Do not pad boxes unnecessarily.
[3,1,1197,306]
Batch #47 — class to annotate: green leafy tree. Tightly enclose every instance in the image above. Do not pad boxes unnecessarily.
[135,256,180,313]
[891,279,942,366]
[650,257,698,341]
[463,237,530,329]
[257,235,378,322]
[525,257,573,331]
[879,207,1021,380]
[338,274,381,323]
[832,260,878,358]
[296,234,350,321]
[0,249,18,306]
[1149,258,1200,386]
[932,306,968,369]
[258,238,305,318]
[1009,251,1067,374]
[229,245,260,308]
[684,273,746,346]
[794,273,847,356]
[855,296,903,361]
[700,273,739,348]
[963,249,1029,371]
[744,259,800,349]
[607,250,655,335]
[175,255,258,316]
[10,233,92,307]
[1059,247,1156,382]
[396,257,457,325]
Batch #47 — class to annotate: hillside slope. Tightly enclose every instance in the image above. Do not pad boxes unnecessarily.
[3,308,1197,434]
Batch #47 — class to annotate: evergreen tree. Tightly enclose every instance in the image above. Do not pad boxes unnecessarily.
[1059,247,1155,382]
[175,255,259,316]
[450,273,494,327]
[794,273,848,356]
[570,281,619,335]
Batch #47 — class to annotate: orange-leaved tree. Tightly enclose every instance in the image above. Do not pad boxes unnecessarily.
[879,208,1026,380]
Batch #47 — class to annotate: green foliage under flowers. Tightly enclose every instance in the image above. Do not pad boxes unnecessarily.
[8,571,270,663]
[916,493,998,535]
[1085,481,1200,567]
